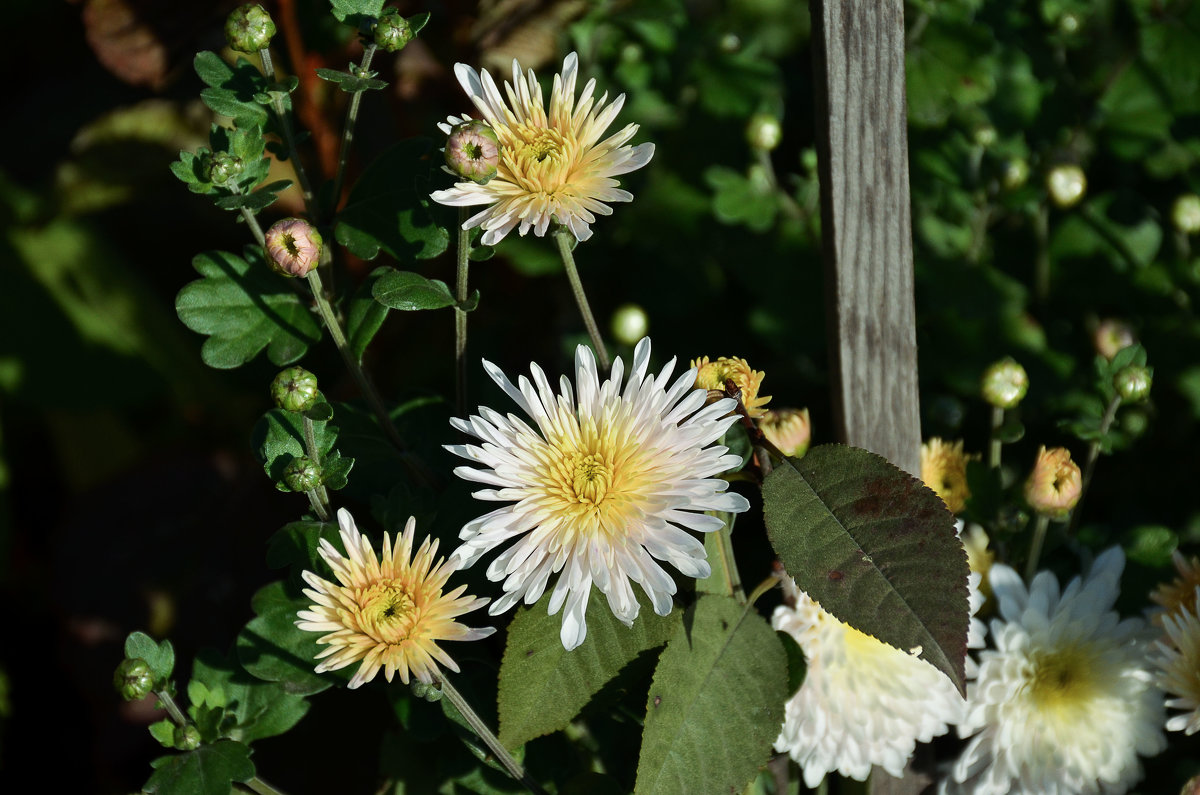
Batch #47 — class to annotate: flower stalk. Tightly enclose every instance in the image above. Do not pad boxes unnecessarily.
[1069,393,1122,535]
[330,44,377,211]
[258,47,317,214]
[1024,514,1050,583]
[455,207,471,419]
[553,227,610,371]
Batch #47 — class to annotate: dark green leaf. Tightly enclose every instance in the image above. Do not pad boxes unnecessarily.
[321,450,355,491]
[634,595,787,795]
[347,267,391,361]
[144,740,255,795]
[372,269,456,311]
[777,630,806,698]
[265,520,340,571]
[336,76,388,93]
[907,19,997,128]
[212,190,281,212]
[458,289,481,312]
[148,719,175,748]
[236,581,339,695]
[125,632,175,683]
[316,67,354,83]
[409,11,431,34]
[304,399,335,422]
[498,590,680,749]
[191,648,311,743]
[468,244,495,262]
[762,444,969,695]
[329,0,385,26]
[251,406,339,488]
[194,53,270,130]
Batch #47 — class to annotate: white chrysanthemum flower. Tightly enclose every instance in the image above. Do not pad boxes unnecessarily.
[430,51,654,246]
[772,573,984,788]
[1150,585,1200,734]
[944,548,1166,795]
[446,337,750,650]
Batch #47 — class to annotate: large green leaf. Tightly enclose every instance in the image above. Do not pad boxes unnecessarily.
[347,266,392,360]
[175,247,322,369]
[194,52,269,130]
[762,444,968,695]
[634,595,786,795]
[498,591,680,749]
[236,581,341,695]
[125,631,175,684]
[144,740,256,795]
[372,269,457,311]
[191,648,311,743]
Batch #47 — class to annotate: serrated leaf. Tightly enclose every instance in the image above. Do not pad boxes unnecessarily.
[236,581,339,695]
[347,267,391,361]
[176,247,322,369]
[194,53,270,130]
[251,406,339,487]
[334,138,448,261]
[213,190,281,212]
[316,67,353,83]
[634,595,787,795]
[191,648,311,743]
[329,0,386,25]
[144,740,255,795]
[498,591,680,749]
[372,269,456,310]
[335,76,388,93]
[321,450,355,490]
[762,444,969,695]
[125,631,175,684]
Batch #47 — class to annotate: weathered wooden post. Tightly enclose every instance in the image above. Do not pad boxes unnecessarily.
[811,0,925,792]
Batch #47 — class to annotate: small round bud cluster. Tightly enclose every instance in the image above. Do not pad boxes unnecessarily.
[1172,194,1200,235]
[610,304,649,346]
[114,658,155,702]
[264,218,323,277]
[745,113,783,152]
[1046,164,1087,209]
[225,4,276,53]
[445,121,501,184]
[283,456,323,492]
[271,367,320,413]
[1093,318,1135,360]
[1114,365,1153,403]
[374,9,413,52]
[1002,158,1030,190]
[759,408,812,459]
[204,151,243,186]
[174,725,202,751]
[981,357,1029,409]
[1024,446,1082,521]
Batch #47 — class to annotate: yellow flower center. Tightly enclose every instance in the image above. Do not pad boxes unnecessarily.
[1027,645,1097,718]
[569,453,613,504]
[357,581,418,643]
[502,124,576,193]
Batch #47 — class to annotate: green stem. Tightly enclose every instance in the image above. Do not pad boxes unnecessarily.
[228,183,266,246]
[553,227,610,371]
[745,575,778,607]
[1025,514,1051,583]
[1034,202,1051,305]
[258,47,316,214]
[711,511,743,602]
[302,415,331,510]
[455,208,471,419]
[435,675,547,795]
[244,777,288,795]
[331,44,378,212]
[1069,394,1122,535]
[306,489,330,521]
[154,689,188,726]
[988,406,1004,470]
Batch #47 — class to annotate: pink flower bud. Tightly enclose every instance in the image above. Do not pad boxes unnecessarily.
[264,218,323,277]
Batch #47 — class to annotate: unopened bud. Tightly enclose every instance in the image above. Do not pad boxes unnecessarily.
[410,681,443,702]
[1046,164,1087,209]
[1024,446,1082,521]
[1003,158,1030,190]
[445,121,500,184]
[271,367,320,413]
[283,456,323,492]
[225,4,276,53]
[973,124,996,148]
[981,357,1029,409]
[1114,365,1152,403]
[692,355,771,419]
[174,724,202,750]
[264,218,323,277]
[1058,12,1080,34]
[114,658,155,702]
[760,408,811,458]
[610,304,649,346]
[1172,194,1200,235]
[374,9,413,52]
[203,151,243,186]
[746,113,783,152]
[1093,319,1135,360]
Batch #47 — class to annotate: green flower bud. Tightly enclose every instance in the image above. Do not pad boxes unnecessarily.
[174,724,202,751]
[203,151,243,186]
[1046,164,1087,209]
[1114,365,1152,403]
[445,121,501,184]
[225,4,276,53]
[1058,12,1080,35]
[271,367,320,413]
[745,113,783,152]
[283,456,323,492]
[981,357,1029,409]
[1172,194,1200,235]
[610,303,649,346]
[114,658,155,702]
[1002,158,1030,190]
[972,124,997,148]
[1093,318,1135,360]
[374,9,413,53]
[410,681,443,702]
[264,218,323,277]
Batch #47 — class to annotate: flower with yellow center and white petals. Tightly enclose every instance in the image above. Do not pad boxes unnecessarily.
[942,548,1166,795]
[1150,585,1200,735]
[430,52,654,246]
[296,509,494,689]
[446,337,750,650]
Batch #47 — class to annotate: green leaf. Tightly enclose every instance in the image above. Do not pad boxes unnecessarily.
[705,166,777,232]
[191,648,311,743]
[194,52,269,130]
[329,0,385,25]
[777,630,806,698]
[408,11,431,34]
[236,581,338,695]
[149,719,176,748]
[175,247,322,369]
[498,591,680,749]
[334,138,449,261]
[372,269,457,311]
[145,740,255,795]
[251,406,339,488]
[907,18,997,128]
[265,519,340,571]
[761,444,969,695]
[347,267,392,361]
[125,631,175,684]
[321,449,355,490]
[634,595,787,795]
[1123,524,1178,567]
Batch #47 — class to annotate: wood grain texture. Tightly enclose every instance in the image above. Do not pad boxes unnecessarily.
[812,0,921,480]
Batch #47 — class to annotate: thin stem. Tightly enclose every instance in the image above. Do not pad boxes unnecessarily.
[154,689,189,726]
[1034,202,1051,306]
[258,47,317,214]
[1025,514,1051,583]
[244,777,288,795]
[435,675,547,795]
[306,489,330,521]
[302,415,331,509]
[1069,394,1122,535]
[745,575,778,608]
[553,227,610,371]
[710,511,743,601]
[454,208,471,419]
[228,183,266,246]
[331,44,378,212]
[988,406,1004,470]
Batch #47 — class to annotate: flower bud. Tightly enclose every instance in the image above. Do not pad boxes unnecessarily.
[410,680,443,702]
[445,121,501,184]
[271,367,320,413]
[981,357,1029,409]
[225,4,276,53]
[1114,365,1152,403]
[264,218,323,277]
[1172,194,1200,235]
[1046,164,1087,209]
[1093,318,1135,360]
[921,438,972,515]
[114,658,155,702]
[972,124,996,148]
[760,408,811,458]
[174,724,202,751]
[1002,158,1030,190]
[745,113,783,152]
[203,151,243,186]
[610,304,649,346]
[692,355,772,419]
[1024,446,1082,521]
[283,456,323,492]
[1058,12,1080,34]
[374,9,413,52]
